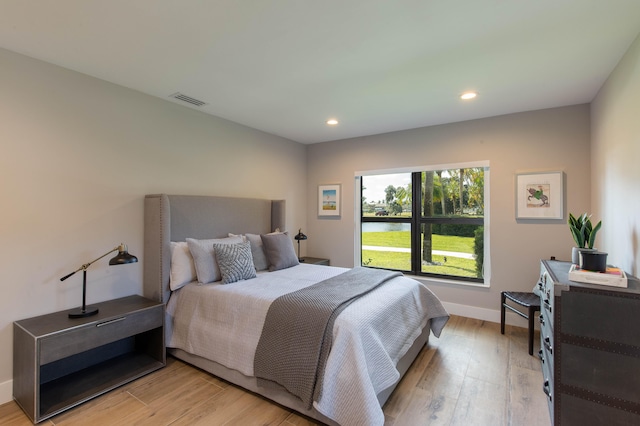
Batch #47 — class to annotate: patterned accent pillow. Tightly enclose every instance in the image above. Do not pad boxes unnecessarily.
[213,241,257,284]
[186,236,243,283]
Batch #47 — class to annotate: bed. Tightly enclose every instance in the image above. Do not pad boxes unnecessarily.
[143,194,449,426]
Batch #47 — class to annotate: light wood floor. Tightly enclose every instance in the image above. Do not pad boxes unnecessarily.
[0,315,551,425]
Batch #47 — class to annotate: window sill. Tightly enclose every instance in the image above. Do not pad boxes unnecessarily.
[411,274,490,289]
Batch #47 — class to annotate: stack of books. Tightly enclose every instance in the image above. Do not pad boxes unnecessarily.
[568,264,628,288]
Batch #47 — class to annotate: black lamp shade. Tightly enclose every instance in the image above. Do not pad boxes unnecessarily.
[109,250,138,265]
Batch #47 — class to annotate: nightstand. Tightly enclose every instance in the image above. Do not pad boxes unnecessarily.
[13,295,165,423]
[300,256,330,266]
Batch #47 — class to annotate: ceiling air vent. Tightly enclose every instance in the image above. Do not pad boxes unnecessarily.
[169,92,207,107]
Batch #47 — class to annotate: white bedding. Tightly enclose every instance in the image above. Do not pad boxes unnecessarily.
[166,263,448,426]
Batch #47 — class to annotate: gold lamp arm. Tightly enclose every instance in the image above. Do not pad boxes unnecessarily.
[60,245,122,282]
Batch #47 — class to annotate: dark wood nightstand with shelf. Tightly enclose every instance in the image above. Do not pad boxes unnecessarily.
[13,295,165,423]
[300,256,330,266]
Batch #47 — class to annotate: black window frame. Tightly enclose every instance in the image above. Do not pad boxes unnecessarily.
[360,169,485,284]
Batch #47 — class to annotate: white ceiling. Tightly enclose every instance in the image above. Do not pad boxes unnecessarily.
[2,1,639,144]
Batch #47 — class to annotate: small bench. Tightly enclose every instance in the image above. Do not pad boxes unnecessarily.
[500,291,541,355]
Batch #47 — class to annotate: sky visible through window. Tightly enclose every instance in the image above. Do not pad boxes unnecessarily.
[362,173,411,204]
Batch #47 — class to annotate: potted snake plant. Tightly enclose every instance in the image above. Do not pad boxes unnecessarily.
[568,212,602,266]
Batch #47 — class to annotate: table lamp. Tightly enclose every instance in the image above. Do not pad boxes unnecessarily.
[60,243,138,318]
[294,229,307,261]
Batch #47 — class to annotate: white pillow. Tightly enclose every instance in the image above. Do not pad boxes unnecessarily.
[169,241,197,291]
[186,236,243,283]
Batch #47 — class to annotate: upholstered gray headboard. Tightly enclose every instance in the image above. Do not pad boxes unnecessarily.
[143,194,286,303]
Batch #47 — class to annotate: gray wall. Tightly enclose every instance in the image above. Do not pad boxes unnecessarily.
[591,33,640,277]
[307,105,591,319]
[0,48,307,400]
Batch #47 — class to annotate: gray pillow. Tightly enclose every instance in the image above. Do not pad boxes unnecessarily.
[261,233,299,271]
[213,241,257,284]
[245,233,269,271]
[186,236,243,283]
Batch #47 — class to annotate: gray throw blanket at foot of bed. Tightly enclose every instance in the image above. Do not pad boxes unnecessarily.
[254,267,402,408]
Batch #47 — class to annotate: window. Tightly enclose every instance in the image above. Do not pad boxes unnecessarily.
[358,163,488,284]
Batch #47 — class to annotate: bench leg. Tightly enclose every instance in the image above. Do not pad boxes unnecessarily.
[500,292,506,335]
[528,306,535,355]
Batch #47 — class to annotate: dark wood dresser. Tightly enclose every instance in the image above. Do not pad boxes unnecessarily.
[537,260,640,425]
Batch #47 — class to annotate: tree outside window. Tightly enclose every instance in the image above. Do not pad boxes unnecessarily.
[360,166,486,283]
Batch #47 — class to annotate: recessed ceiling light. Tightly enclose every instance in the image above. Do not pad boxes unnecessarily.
[460,92,477,100]
[326,119,339,125]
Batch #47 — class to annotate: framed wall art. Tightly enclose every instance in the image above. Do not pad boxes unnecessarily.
[318,184,341,217]
[515,171,563,219]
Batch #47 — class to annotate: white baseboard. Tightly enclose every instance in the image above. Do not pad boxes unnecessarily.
[442,301,535,329]
[0,379,12,405]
